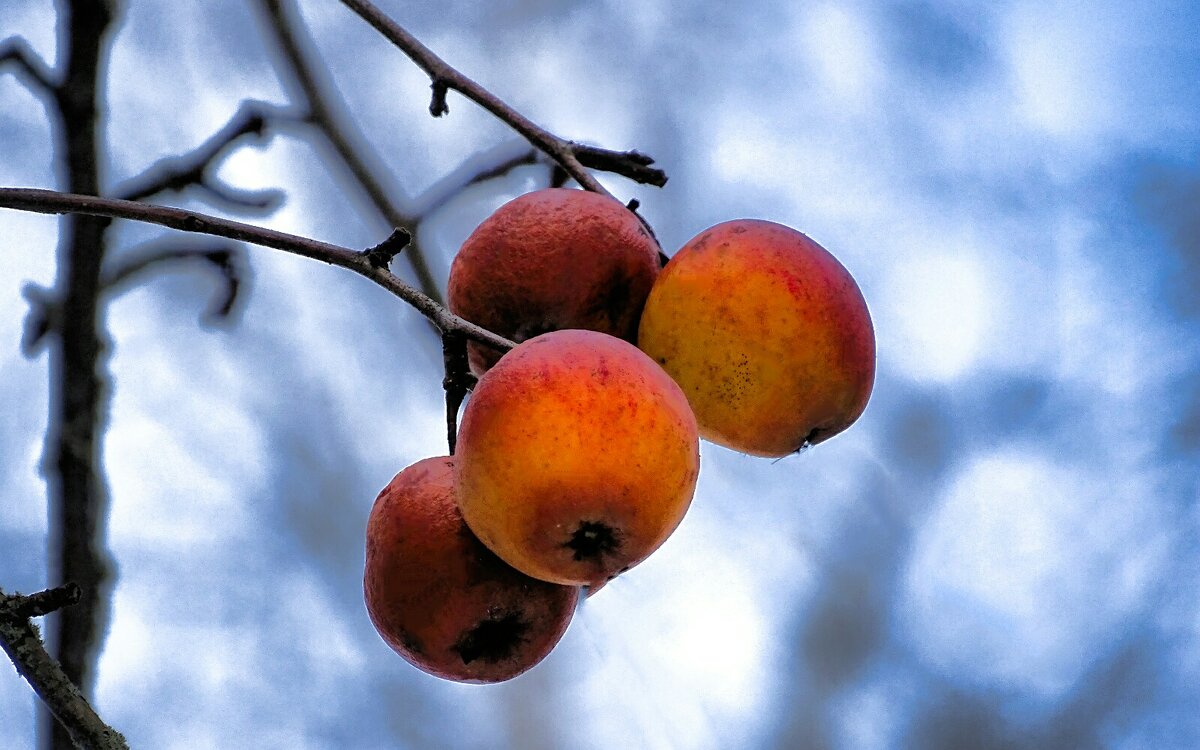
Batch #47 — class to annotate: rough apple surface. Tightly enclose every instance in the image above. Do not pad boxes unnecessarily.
[364,456,579,683]
[454,330,700,587]
[448,188,661,374]
[638,219,875,457]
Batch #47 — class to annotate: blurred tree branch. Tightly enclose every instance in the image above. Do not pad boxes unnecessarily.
[7,3,667,745]
[41,3,119,749]
[0,36,60,93]
[0,584,128,750]
[101,238,249,324]
[256,0,444,302]
[112,99,294,211]
[0,188,515,352]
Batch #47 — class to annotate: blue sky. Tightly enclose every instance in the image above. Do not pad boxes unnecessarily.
[2,1,1199,748]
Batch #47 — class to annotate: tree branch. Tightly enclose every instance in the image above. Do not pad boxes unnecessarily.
[406,139,541,219]
[573,144,666,188]
[0,187,514,352]
[441,331,475,455]
[362,227,411,269]
[0,585,128,750]
[21,282,57,357]
[256,0,442,301]
[45,4,119,748]
[333,0,667,196]
[111,99,293,208]
[102,238,249,324]
[0,36,59,94]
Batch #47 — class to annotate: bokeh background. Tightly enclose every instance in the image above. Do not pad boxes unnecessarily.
[3,1,1200,748]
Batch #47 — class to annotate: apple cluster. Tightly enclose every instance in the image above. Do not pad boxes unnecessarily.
[363,188,876,683]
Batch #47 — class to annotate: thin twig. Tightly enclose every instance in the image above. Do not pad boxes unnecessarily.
[0,585,128,750]
[334,0,667,196]
[440,331,475,455]
[2,584,81,620]
[573,144,667,188]
[0,187,515,352]
[363,228,411,269]
[0,36,59,93]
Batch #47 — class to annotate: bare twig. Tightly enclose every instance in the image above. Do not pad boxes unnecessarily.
[102,238,249,323]
[363,228,411,269]
[333,0,668,196]
[2,584,81,621]
[0,187,515,352]
[573,144,667,188]
[111,99,294,207]
[0,585,129,750]
[0,36,59,93]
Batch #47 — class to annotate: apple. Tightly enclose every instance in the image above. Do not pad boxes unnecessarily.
[364,456,579,683]
[638,219,875,457]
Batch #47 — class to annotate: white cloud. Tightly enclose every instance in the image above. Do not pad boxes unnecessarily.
[881,250,995,382]
[1001,7,1118,141]
[570,505,782,750]
[793,4,881,113]
[900,450,1169,703]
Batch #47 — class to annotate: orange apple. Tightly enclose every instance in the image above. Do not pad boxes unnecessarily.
[363,456,579,683]
[454,330,700,587]
[448,188,661,375]
[638,219,875,457]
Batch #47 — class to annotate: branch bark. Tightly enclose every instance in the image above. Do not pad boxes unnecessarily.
[0,187,515,352]
[1,585,129,750]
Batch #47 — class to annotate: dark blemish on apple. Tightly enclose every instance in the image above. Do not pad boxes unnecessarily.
[584,266,636,333]
[452,610,531,664]
[399,629,425,656]
[564,520,621,561]
[803,424,837,447]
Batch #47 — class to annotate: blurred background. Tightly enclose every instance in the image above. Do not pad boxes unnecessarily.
[2,0,1199,748]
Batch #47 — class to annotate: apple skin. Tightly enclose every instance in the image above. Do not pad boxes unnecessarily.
[454,330,700,587]
[448,188,661,375]
[363,456,580,684]
[637,219,875,457]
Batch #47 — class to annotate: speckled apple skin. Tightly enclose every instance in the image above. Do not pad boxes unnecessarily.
[364,456,579,683]
[454,330,700,587]
[448,188,661,375]
[637,219,876,457]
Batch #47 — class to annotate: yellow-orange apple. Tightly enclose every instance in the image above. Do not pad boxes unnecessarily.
[638,219,875,457]
[448,188,661,375]
[364,456,579,683]
[454,330,700,587]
